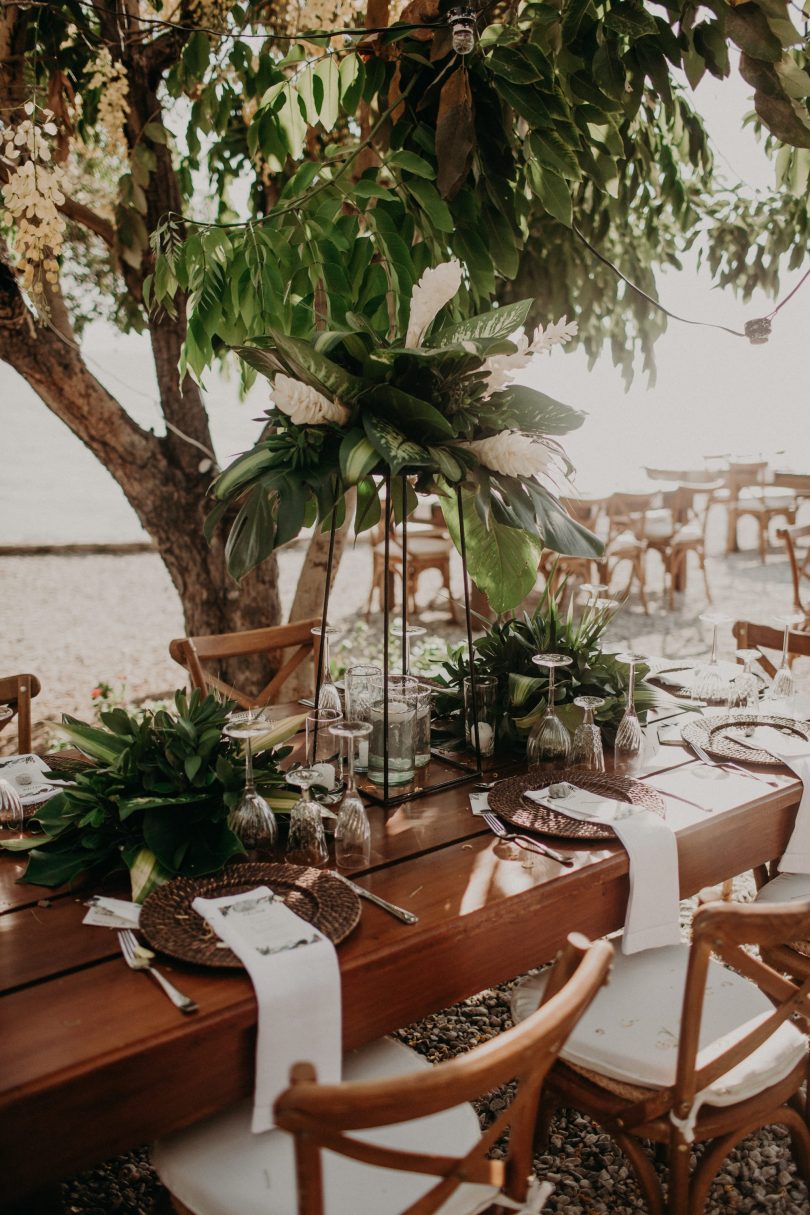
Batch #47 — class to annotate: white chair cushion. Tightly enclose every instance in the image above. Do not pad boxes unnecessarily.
[670,521,702,544]
[152,1037,500,1215]
[641,508,674,540]
[606,530,644,556]
[738,487,795,509]
[511,943,806,1102]
[755,873,810,905]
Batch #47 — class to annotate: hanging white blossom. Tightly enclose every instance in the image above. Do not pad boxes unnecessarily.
[273,373,349,426]
[484,316,578,395]
[461,431,557,479]
[405,258,463,347]
[0,108,66,313]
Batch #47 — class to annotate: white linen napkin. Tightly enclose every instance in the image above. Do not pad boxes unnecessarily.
[728,726,810,873]
[524,786,681,954]
[192,885,341,1132]
[0,753,63,806]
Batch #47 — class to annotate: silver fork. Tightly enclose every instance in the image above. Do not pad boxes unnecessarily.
[688,740,780,787]
[117,930,198,1014]
[482,811,574,867]
[0,779,23,828]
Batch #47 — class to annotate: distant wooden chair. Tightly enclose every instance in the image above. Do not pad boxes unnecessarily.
[643,481,722,610]
[731,619,810,680]
[169,620,321,708]
[366,521,456,621]
[511,899,810,1215]
[0,674,41,752]
[152,934,613,1215]
[595,492,655,613]
[724,461,797,561]
[778,522,810,620]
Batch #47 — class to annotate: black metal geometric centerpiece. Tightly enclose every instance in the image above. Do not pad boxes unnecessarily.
[313,474,483,807]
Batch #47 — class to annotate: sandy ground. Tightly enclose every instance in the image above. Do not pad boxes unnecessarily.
[2,501,808,740]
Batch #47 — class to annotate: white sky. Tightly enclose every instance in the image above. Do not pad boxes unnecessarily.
[1,63,807,542]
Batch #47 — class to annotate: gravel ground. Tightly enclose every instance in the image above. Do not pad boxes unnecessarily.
[61,882,810,1215]
[7,505,810,1212]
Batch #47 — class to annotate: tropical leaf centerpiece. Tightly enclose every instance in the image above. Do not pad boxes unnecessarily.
[432,581,666,753]
[4,692,303,902]
[212,261,603,613]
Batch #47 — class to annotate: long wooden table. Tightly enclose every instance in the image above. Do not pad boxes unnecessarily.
[0,728,802,1207]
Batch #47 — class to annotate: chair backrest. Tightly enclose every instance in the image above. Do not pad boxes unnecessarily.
[169,620,322,709]
[672,899,810,1123]
[777,523,810,618]
[274,934,613,1215]
[606,492,658,541]
[614,899,810,1134]
[732,619,810,678]
[0,674,41,752]
[726,460,768,502]
[662,481,723,541]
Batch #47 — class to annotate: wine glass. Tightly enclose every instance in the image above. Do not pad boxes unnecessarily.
[311,625,342,713]
[769,613,805,706]
[571,696,605,771]
[526,654,573,769]
[330,720,373,868]
[614,653,645,775]
[728,649,762,715]
[392,621,427,675]
[285,766,328,867]
[693,611,732,704]
[223,709,278,852]
[579,582,609,606]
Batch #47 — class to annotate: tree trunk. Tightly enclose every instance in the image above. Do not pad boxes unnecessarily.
[0,260,281,652]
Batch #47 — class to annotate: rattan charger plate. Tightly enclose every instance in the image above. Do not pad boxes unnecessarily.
[489,766,665,843]
[139,863,361,968]
[680,714,810,767]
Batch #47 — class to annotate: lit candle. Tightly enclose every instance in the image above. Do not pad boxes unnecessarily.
[310,762,336,790]
[475,721,494,755]
[358,740,369,767]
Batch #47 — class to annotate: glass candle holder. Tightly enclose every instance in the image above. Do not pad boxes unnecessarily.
[344,664,381,774]
[463,675,498,757]
[311,625,342,714]
[368,675,418,787]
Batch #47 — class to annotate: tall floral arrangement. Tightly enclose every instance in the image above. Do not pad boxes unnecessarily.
[212,260,602,612]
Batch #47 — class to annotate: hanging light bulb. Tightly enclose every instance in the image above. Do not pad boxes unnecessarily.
[448,6,476,54]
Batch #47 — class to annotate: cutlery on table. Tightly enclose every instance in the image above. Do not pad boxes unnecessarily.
[336,874,419,924]
[0,779,23,826]
[687,740,781,787]
[482,811,574,867]
[117,930,198,1014]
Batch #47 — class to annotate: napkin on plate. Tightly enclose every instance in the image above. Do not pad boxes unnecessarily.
[652,660,739,693]
[524,786,681,955]
[192,885,341,1132]
[728,726,810,874]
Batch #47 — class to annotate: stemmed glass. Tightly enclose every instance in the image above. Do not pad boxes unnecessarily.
[330,720,373,868]
[728,649,762,715]
[285,767,329,867]
[693,611,732,704]
[392,621,427,675]
[614,653,645,775]
[311,625,342,713]
[526,654,573,768]
[579,583,609,611]
[769,613,805,706]
[571,696,605,771]
[223,709,278,852]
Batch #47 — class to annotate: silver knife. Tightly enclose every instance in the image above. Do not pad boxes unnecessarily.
[337,874,419,924]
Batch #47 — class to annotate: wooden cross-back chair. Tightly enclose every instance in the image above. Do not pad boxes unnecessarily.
[0,673,41,752]
[169,619,322,709]
[153,935,613,1215]
[724,460,798,561]
[778,522,810,620]
[512,900,810,1215]
[732,619,810,680]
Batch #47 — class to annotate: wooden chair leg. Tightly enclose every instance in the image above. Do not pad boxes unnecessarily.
[759,516,768,563]
[726,506,738,554]
[17,676,31,753]
[612,1130,666,1215]
[667,1131,691,1215]
[636,555,650,614]
[700,549,712,604]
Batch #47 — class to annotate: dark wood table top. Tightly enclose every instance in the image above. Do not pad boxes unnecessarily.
[0,722,802,1201]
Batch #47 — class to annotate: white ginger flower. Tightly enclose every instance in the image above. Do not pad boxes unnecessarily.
[405,258,463,347]
[272,373,349,427]
[461,431,556,479]
[529,316,578,353]
[483,317,578,395]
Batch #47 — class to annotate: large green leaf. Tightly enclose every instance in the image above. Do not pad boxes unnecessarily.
[523,483,604,557]
[362,414,433,475]
[492,385,586,435]
[213,447,278,501]
[366,384,455,441]
[225,483,278,580]
[339,430,381,484]
[441,489,543,613]
[53,717,128,764]
[432,299,533,347]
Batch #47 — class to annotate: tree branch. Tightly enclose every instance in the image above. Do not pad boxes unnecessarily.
[59,195,116,248]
